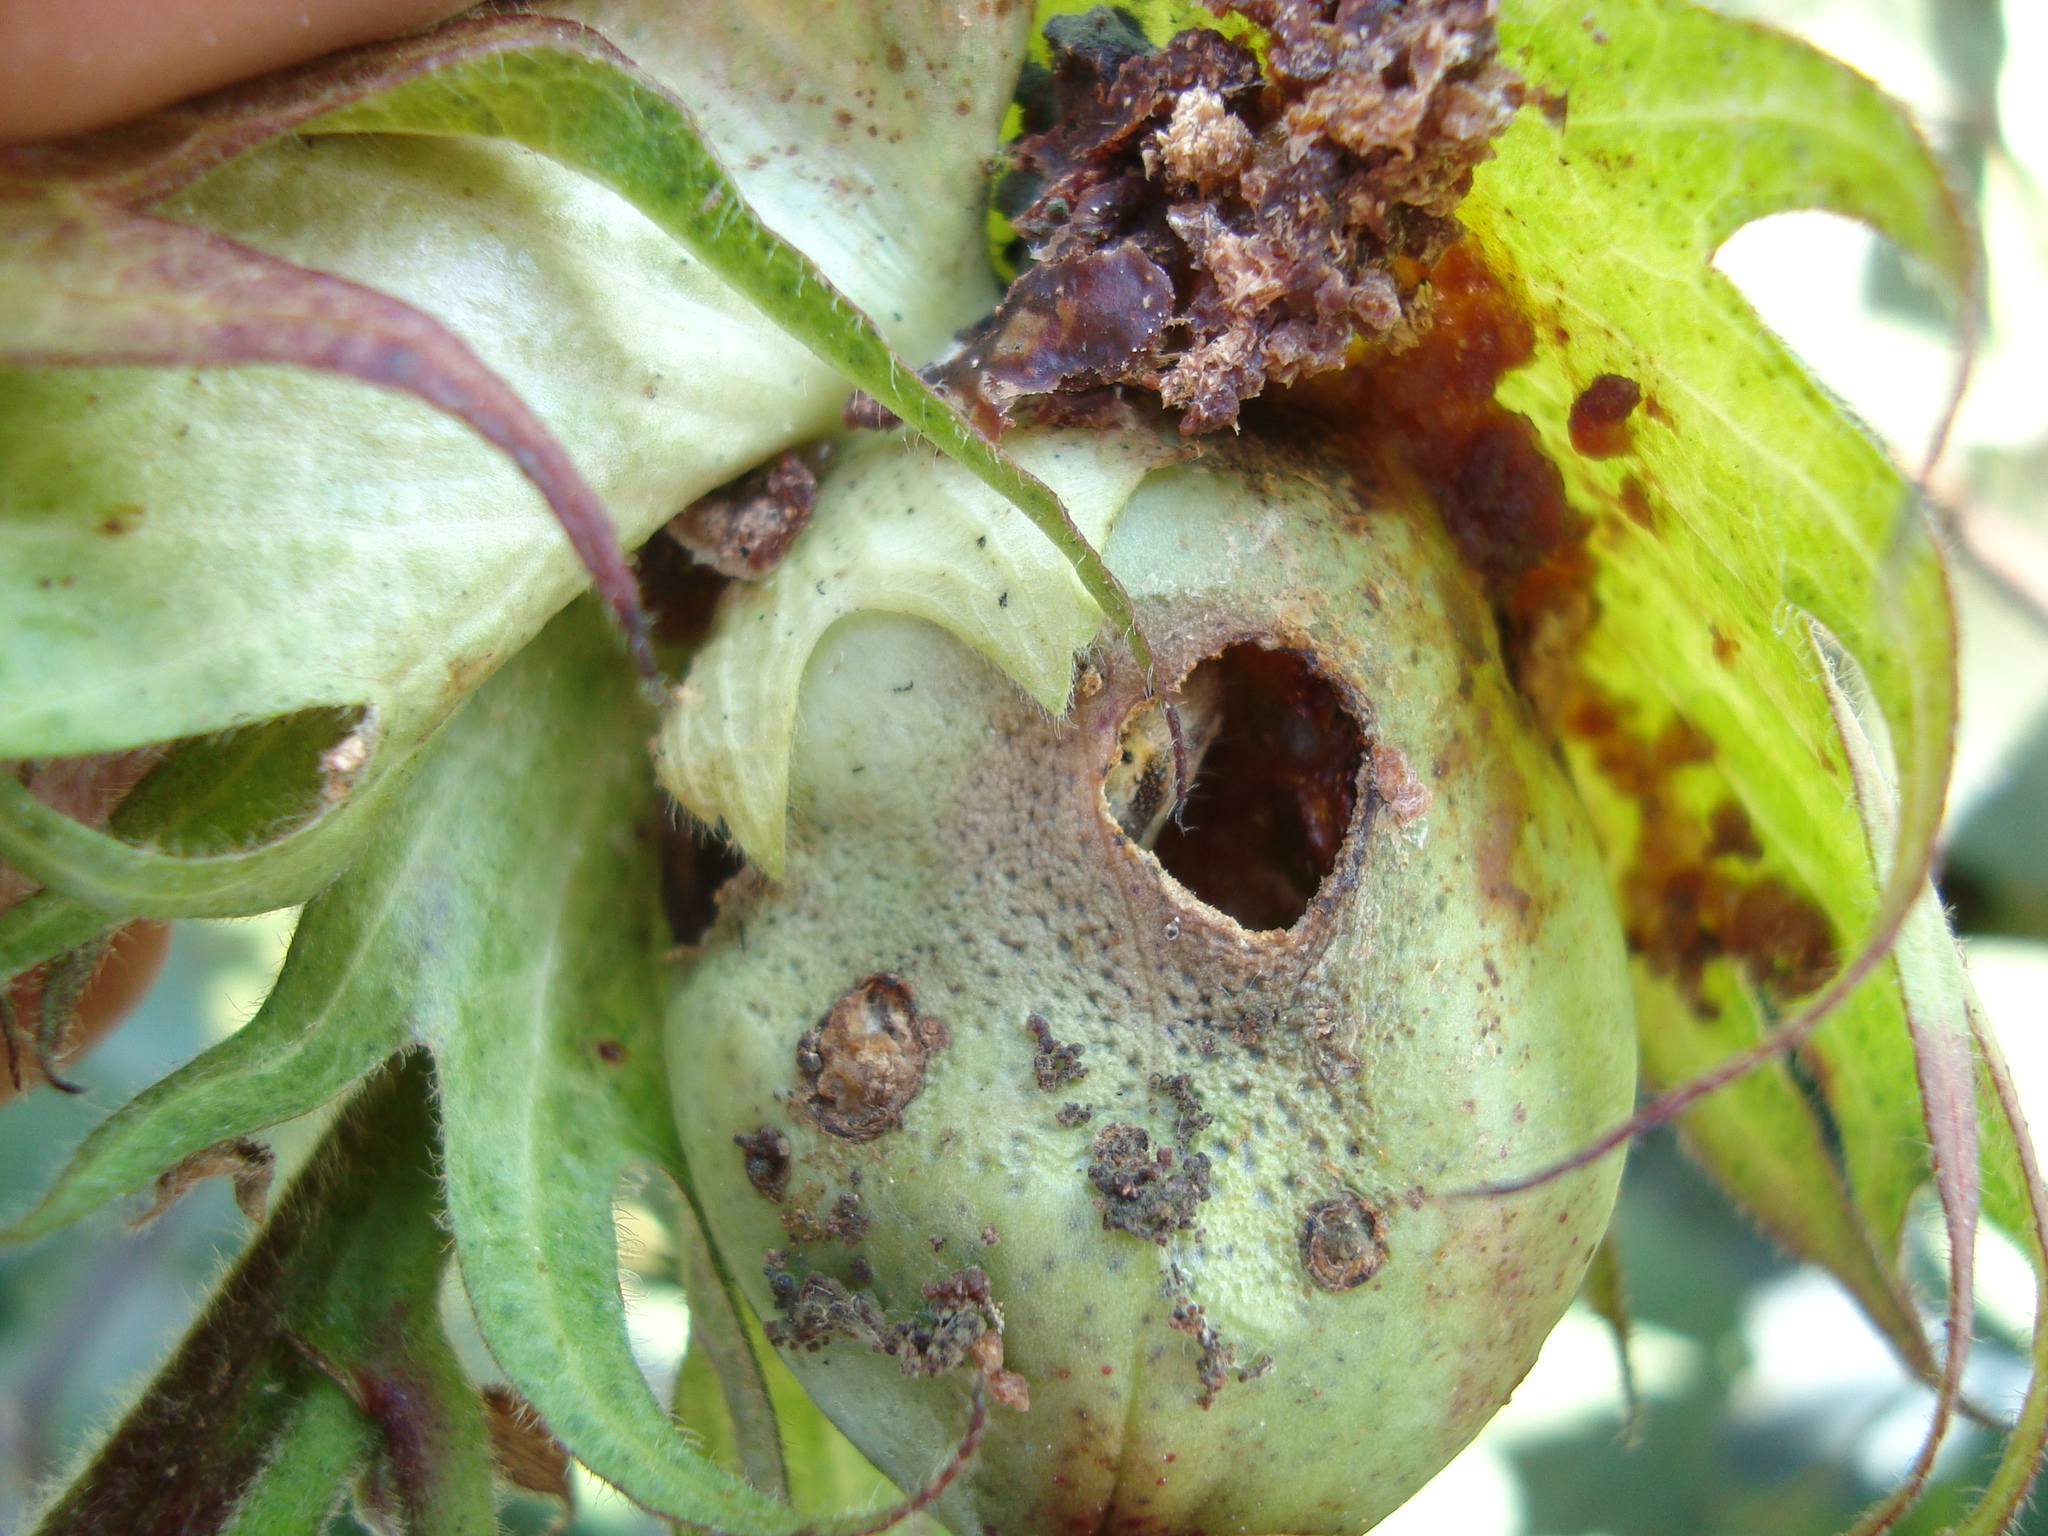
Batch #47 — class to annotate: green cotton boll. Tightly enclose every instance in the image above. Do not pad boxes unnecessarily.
[666,436,1635,1534]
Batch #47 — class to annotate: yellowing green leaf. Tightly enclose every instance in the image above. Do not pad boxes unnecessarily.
[1469,0,1966,1367]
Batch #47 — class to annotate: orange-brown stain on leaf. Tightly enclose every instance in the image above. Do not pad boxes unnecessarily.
[1303,243,1582,597]
[1567,372,1641,458]
[793,974,948,1141]
[1565,693,1835,1011]
[1297,240,1834,1019]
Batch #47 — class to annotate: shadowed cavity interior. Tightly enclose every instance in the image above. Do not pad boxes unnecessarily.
[1146,644,1364,932]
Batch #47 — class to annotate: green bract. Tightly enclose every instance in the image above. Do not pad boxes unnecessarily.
[0,1,2041,1533]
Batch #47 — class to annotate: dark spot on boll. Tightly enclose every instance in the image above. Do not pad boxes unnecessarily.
[1057,1101,1096,1128]
[734,1126,792,1202]
[1300,1194,1387,1291]
[594,1038,625,1063]
[783,1190,869,1246]
[793,974,947,1141]
[1088,1123,1212,1243]
[1028,1012,1088,1089]
[1149,1072,1214,1147]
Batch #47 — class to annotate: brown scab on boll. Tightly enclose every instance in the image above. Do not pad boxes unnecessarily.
[793,973,947,1141]
[1300,1194,1388,1291]
[1028,1012,1088,1090]
[1057,1101,1095,1128]
[1088,1123,1213,1243]
[733,1126,791,1202]
[667,448,818,579]
[761,1259,1028,1408]
[1168,1297,1274,1410]
[782,1190,869,1246]
[1149,1072,1214,1147]
[1370,742,1433,827]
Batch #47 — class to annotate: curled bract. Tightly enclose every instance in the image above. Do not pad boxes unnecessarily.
[655,428,1177,871]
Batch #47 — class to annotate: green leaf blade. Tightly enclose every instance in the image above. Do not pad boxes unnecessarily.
[27,1054,479,1536]
[346,594,801,1531]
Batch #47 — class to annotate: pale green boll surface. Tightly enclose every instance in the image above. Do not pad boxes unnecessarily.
[666,435,1636,1535]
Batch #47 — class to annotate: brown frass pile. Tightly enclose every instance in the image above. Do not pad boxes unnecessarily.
[931,0,1522,434]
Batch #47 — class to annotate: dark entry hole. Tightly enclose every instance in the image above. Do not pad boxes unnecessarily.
[658,796,746,946]
[1140,645,1365,932]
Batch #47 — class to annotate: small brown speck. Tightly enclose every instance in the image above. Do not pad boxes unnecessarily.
[980,1223,1000,1247]
[734,1127,792,1202]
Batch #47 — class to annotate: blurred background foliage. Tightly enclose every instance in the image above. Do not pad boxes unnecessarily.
[5,0,2048,1531]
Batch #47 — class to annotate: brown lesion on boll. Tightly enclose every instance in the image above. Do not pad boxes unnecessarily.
[761,1255,1029,1410]
[733,1126,791,1202]
[1028,1012,1088,1090]
[793,973,948,1141]
[1300,1193,1388,1290]
[1149,1072,1214,1148]
[1168,1295,1274,1409]
[1088,1122,1213,1243]
[1370,741,1432,828]
[781,1189,869,1246]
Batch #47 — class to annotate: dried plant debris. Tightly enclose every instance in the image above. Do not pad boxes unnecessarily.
[793,973,949,1141]
[762,1257,1029,1407]
[924,0,1521,434]
[733,1125,792,1202]
[1088,1122,1213,1242]
[666,448,818,580]
[1028,1012,1089,1089]
[131,1137,275,1227]
[1299,1192,1387,1289]
[480,1384,574,1504]
[782,1190,870,1246]
[1169,1295,1274,1408]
